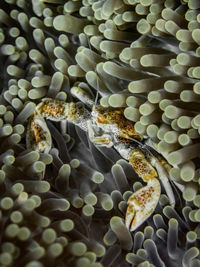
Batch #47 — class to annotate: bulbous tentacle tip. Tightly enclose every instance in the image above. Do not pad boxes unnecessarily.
[26,113,52,154]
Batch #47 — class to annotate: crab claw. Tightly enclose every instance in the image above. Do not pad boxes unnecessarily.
[125,179,161,231]
[26,113,52,153]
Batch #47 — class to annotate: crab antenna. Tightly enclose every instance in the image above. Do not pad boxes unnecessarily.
[94,90,99,108]
[127,136,144,146]
[86,34,100,109]
[127,136,155,158]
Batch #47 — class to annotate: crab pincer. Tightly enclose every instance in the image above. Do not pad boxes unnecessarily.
[125,149,161,231]
[125,180,161,231]
[26,113,52,153]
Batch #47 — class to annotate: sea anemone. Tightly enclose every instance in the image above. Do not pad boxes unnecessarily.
[0,0,200,266]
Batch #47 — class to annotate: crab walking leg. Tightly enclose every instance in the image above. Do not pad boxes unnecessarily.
[151,156,175,207]
[35,98,91,125]
[26,98,91,153]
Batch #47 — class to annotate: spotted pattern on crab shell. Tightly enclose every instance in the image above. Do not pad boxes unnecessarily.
[128,186,155,208]
[129,149,158,181]
[37,99,67,120]
[95,106,142,141]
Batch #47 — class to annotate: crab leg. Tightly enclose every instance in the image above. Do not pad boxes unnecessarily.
[151,156,175,207]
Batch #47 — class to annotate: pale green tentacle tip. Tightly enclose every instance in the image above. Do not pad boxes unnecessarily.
[22,199,36,212]
[137,19,151,34]
[18,227,31,241]
[76,257,91,267]
[188,0,200,9]
[0,32,5,44]
[183,185,199,202]
[103,230,117,246]
[1,242,15,254]
[108,94,126,107]
[186,231,197,242]
[10,211,23,224]
[168,218,178,228]
[40,154,53,165]
[124,106,139,120]
[138,261,151,267]
[0,169,5,183]
[70,158,80,168]
[30,195,41,208]
[100,96,109,107]
[56,236,68,248]
[91,172,104,184]
[84,251,97,263]
[82,204,95,216]
[69,242,87,256]
[101,195,113,211]
[57,199,70,211]
[3,155,15,166]
[34,181,50,193]
[60,219,74,232]
[84,193,97,206]
[42,228,57,244]
[47,243,63,258]
[91,243,106,258]
[159,194,170,206]
[72,196,84,208]
[125,252,134,264]
[40,216,50,228]
[193,195,200,207]
[5,223,19,238]
[194,210,200,222]
[25,261,44,267]
[11,183,24,196]
[110,216,121,226]
[144,226,154,239]
[32,161,46,172]
[0,197,14,210]
[0,252,13,266]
